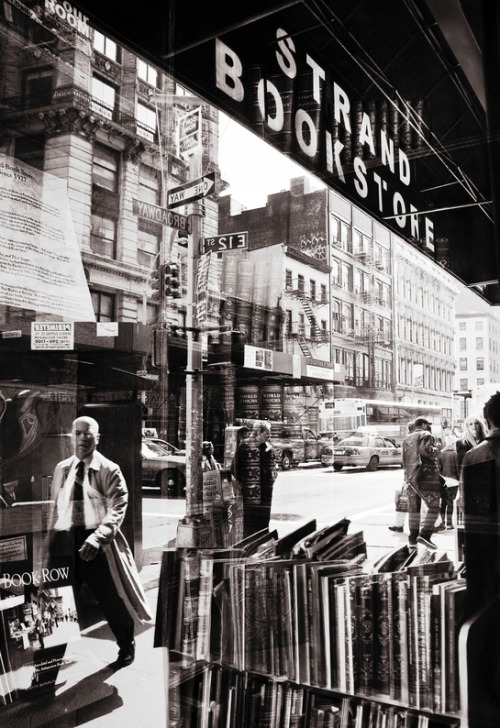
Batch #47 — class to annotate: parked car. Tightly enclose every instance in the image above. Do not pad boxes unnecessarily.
[141,438,186,496]
[270,423,325,470]
[146,437,186,456]
[322,434,402,471]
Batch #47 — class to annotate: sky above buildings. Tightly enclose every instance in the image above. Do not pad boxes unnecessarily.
[217,112,324,210]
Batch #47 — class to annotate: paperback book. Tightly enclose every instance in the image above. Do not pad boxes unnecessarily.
[0,555,80,704]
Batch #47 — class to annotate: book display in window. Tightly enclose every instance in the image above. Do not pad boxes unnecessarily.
[0,556,80,704]
[156,518,475,727]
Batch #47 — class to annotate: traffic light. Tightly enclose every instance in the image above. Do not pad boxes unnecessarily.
[164,262,181,298]
[149,263,164,301]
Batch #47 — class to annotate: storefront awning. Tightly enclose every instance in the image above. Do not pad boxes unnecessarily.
[76,0,500,303]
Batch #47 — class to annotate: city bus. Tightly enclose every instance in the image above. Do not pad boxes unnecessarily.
[318,398,444,445]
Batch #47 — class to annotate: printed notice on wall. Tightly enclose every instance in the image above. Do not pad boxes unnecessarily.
[0,153,95,321]
[31,322,74,350]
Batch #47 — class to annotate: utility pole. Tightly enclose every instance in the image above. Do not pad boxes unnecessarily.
[176,152,212,547]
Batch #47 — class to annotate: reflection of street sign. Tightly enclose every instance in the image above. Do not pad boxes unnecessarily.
[133,198,192,234]
[176,107,201,160]
[167,172,215,209]
[202,232,248,254]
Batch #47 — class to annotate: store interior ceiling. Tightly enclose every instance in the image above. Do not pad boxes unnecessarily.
[76,0,500,304]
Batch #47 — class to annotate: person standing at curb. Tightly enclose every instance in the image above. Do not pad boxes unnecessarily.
[388,420,415,533]
[437,434,460,530]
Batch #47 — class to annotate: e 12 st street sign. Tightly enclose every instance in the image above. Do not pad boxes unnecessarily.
[202,231,248,254]
[167,172,215,209]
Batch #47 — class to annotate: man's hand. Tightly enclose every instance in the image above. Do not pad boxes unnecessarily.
[79,537,100,561]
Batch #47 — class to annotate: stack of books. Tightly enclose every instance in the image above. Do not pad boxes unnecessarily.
[155,520,465,727]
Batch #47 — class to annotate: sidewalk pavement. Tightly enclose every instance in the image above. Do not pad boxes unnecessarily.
[1,505,458,727]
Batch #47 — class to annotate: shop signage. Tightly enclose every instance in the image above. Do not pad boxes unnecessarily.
[167,172,216,209]
[133,198,192,234]
[202,232,248,254]
[304,357,339,381]
[31,322,74,350]
[44,0,90,37]
[165,11,435,251]
[176,107,202,160]
[244,345,273,371]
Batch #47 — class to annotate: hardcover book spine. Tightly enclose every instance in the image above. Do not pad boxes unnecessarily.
[430,588,442,714]
[407,575,420,707]
[343,577,356,694]
[333,580,346,692]
[293,562,311,685]
[391,573,409,703]
[357,576,375,696]
[180,553,201,667]
[196,556,214,662]
[374,574,392,696]
[445,583,467,714]
[321,575,333,690]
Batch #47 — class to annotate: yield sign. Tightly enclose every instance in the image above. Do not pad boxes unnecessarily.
[167,172,215,209]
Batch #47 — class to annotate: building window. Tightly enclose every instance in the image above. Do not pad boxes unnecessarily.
[320,284,327,303]
[285,269,293,291]
[138,165,160,205]
[477,357,484,370]
[298,313,305,335]
[460,378,468,390]
[93,30,118,61]
[459,337,467,351]
[332,300,341,332]
[137,58,158,88]
[331,259,340,286]
[23,68,53,108]
[91,290,115,322]
[137,220,160,267]
[285,309,292,335]
[91,76,116,119]
[93,144,119,191]
[459,357,467,371]
[90,214,116,258]
[320,320,327,339]
[341,263,352,290]
[310,279,316,300]
[459,321,466,330]
[342,302,353,332]
[477,378,485,386]
[297,274,305,293]
[475,320,483,330]
[136,102,156,141]
[476,337,484,350]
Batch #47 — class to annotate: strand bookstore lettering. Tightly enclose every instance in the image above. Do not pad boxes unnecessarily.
[0,556,79,703]
[155,518,471,727]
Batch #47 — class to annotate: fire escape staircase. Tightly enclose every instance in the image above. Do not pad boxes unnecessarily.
[297,335,312,357]
[300,296,320,337]
[297,296,319,357]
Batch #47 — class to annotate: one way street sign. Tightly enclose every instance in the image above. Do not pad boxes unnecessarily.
[167,172,215,209]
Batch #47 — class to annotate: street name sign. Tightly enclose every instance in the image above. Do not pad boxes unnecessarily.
[167,172,215,209]
[202,231,248,254]
[133,198,192,234]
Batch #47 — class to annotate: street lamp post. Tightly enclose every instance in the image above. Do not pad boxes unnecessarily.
[176,152,212,548]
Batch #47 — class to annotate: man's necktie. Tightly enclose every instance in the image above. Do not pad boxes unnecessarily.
[72,460,85,527]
